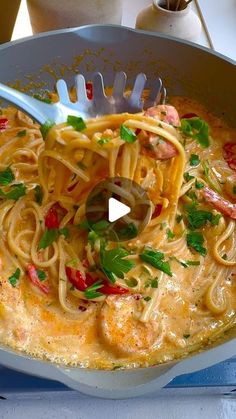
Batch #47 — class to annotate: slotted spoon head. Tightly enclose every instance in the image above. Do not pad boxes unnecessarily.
[0,71,166,125]
[56,71,166,120]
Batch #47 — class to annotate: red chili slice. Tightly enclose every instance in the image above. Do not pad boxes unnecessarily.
[181,113,198,119]
[0,118,8,131]
[223,142,236,171]
[152,204,162,218]
[27,264,50,294]
[99,282,129,295]
[65,266,87,291]
[45,206,60,229]
[86,82,93,100]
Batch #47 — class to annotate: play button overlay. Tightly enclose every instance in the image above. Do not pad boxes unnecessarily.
[108,198,131,222]
[85,177,152,242]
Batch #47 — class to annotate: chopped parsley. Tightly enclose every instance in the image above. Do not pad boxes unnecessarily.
[176,214,183,224]
[140,248,172,276]
[125,277,138,288]
[34,94,52,104]
[0,167,15,186]
[8,268,20,288]
[120,125,137,143]
[59,227,69,238]
[34,185,43,204]
[195,180,204,189]
[84,280,104,299]
[98,137,110,145]
[40,119,55,139]
[36,269,46,281]
[145,277,159,288]
[38,228,58,250]
[118,223,138,240]
[100,246,135,283]
[211,213,221,226]
[222,253,228,260]
[189,154,200,166]
[17,129,27,137]
[184,172,194,182]
[143,296,152,302]
[67,115,86,131]
[187,231,207,256]
[185,260,200,266]
[183,334,190,339]
[180,117,210,148]
[187,207,214,229]
[0,183,26,200]
[166,228,175,239]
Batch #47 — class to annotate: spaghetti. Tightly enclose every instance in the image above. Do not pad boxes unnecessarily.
[0,96,235,369]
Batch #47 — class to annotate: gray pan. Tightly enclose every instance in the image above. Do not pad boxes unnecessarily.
[0,25,235,399]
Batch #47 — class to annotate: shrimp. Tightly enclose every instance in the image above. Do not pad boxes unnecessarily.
[202,186,236,219]
[98,295,159,356]
[145,105,180,127]
[140,105,180,160]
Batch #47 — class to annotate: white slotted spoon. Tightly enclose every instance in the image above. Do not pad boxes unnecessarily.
[0,71,166,124]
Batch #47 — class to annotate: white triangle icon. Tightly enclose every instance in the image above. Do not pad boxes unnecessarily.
[108,197,131,222]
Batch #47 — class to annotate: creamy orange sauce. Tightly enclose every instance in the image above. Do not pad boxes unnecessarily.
[0,98,235,370]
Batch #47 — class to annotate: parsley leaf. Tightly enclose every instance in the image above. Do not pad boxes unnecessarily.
[189,154,200,166]
[140,248,172,276]
[0,183,26,200]
[98,137,110,145]
[36,269,46,281]
[40,119,55,139]
[59,227,69,238]
[17,129,27,137]
[125,277,138,288]
[180,117,210,148]
[143,296,152,302]
[187,207,213,229]
[34,94,52,104]
[211,213,221,226]
[183,334,190,339]
[67,115,86,131]
[84,280,104,299]
[120,125,137,143]
[166,228,175,239]
[100,246,135,283]
[8,268,20,287]
[185,260,200,266]
[0,167,15,186]
[195,180,204,189]
[187,231,207,256]
[38,228,58,250]
[176,214,183,223]
[118,223,138,240]
[184,172,194,182]
[34,185,43,204]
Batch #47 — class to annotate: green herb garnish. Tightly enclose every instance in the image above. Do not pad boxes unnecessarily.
[98,137,110,145]
[185,260,200,266]
[202,160,221,193]
[84,280,104,299]
[187,207,213,229]
[8,268,20,288]
[120,125,137,143]
[125,277,138,288]
[211,213,221,226]
[38,228,58,250]
[176,214,183,223]
[166,228,175,239]
[118,223,138,240]
[183,334,190,339]
[195,180,204,189]
[100,246,135,283]
[222,253,228,260]
[17,129,27,137]
[189,154,200,166]
[184,172,194,182]
[180,117,210,148]
[0,183,26,200]
[34,94,52,104]
[40,119,55,139]
[34,185,43,204]
[67,115,86,131]
[59,227,69,238]
[143,296,152,302]
[187,231,207,256]
[140,248,172,276]
[36,269,46,281]
[0,167,15,186]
